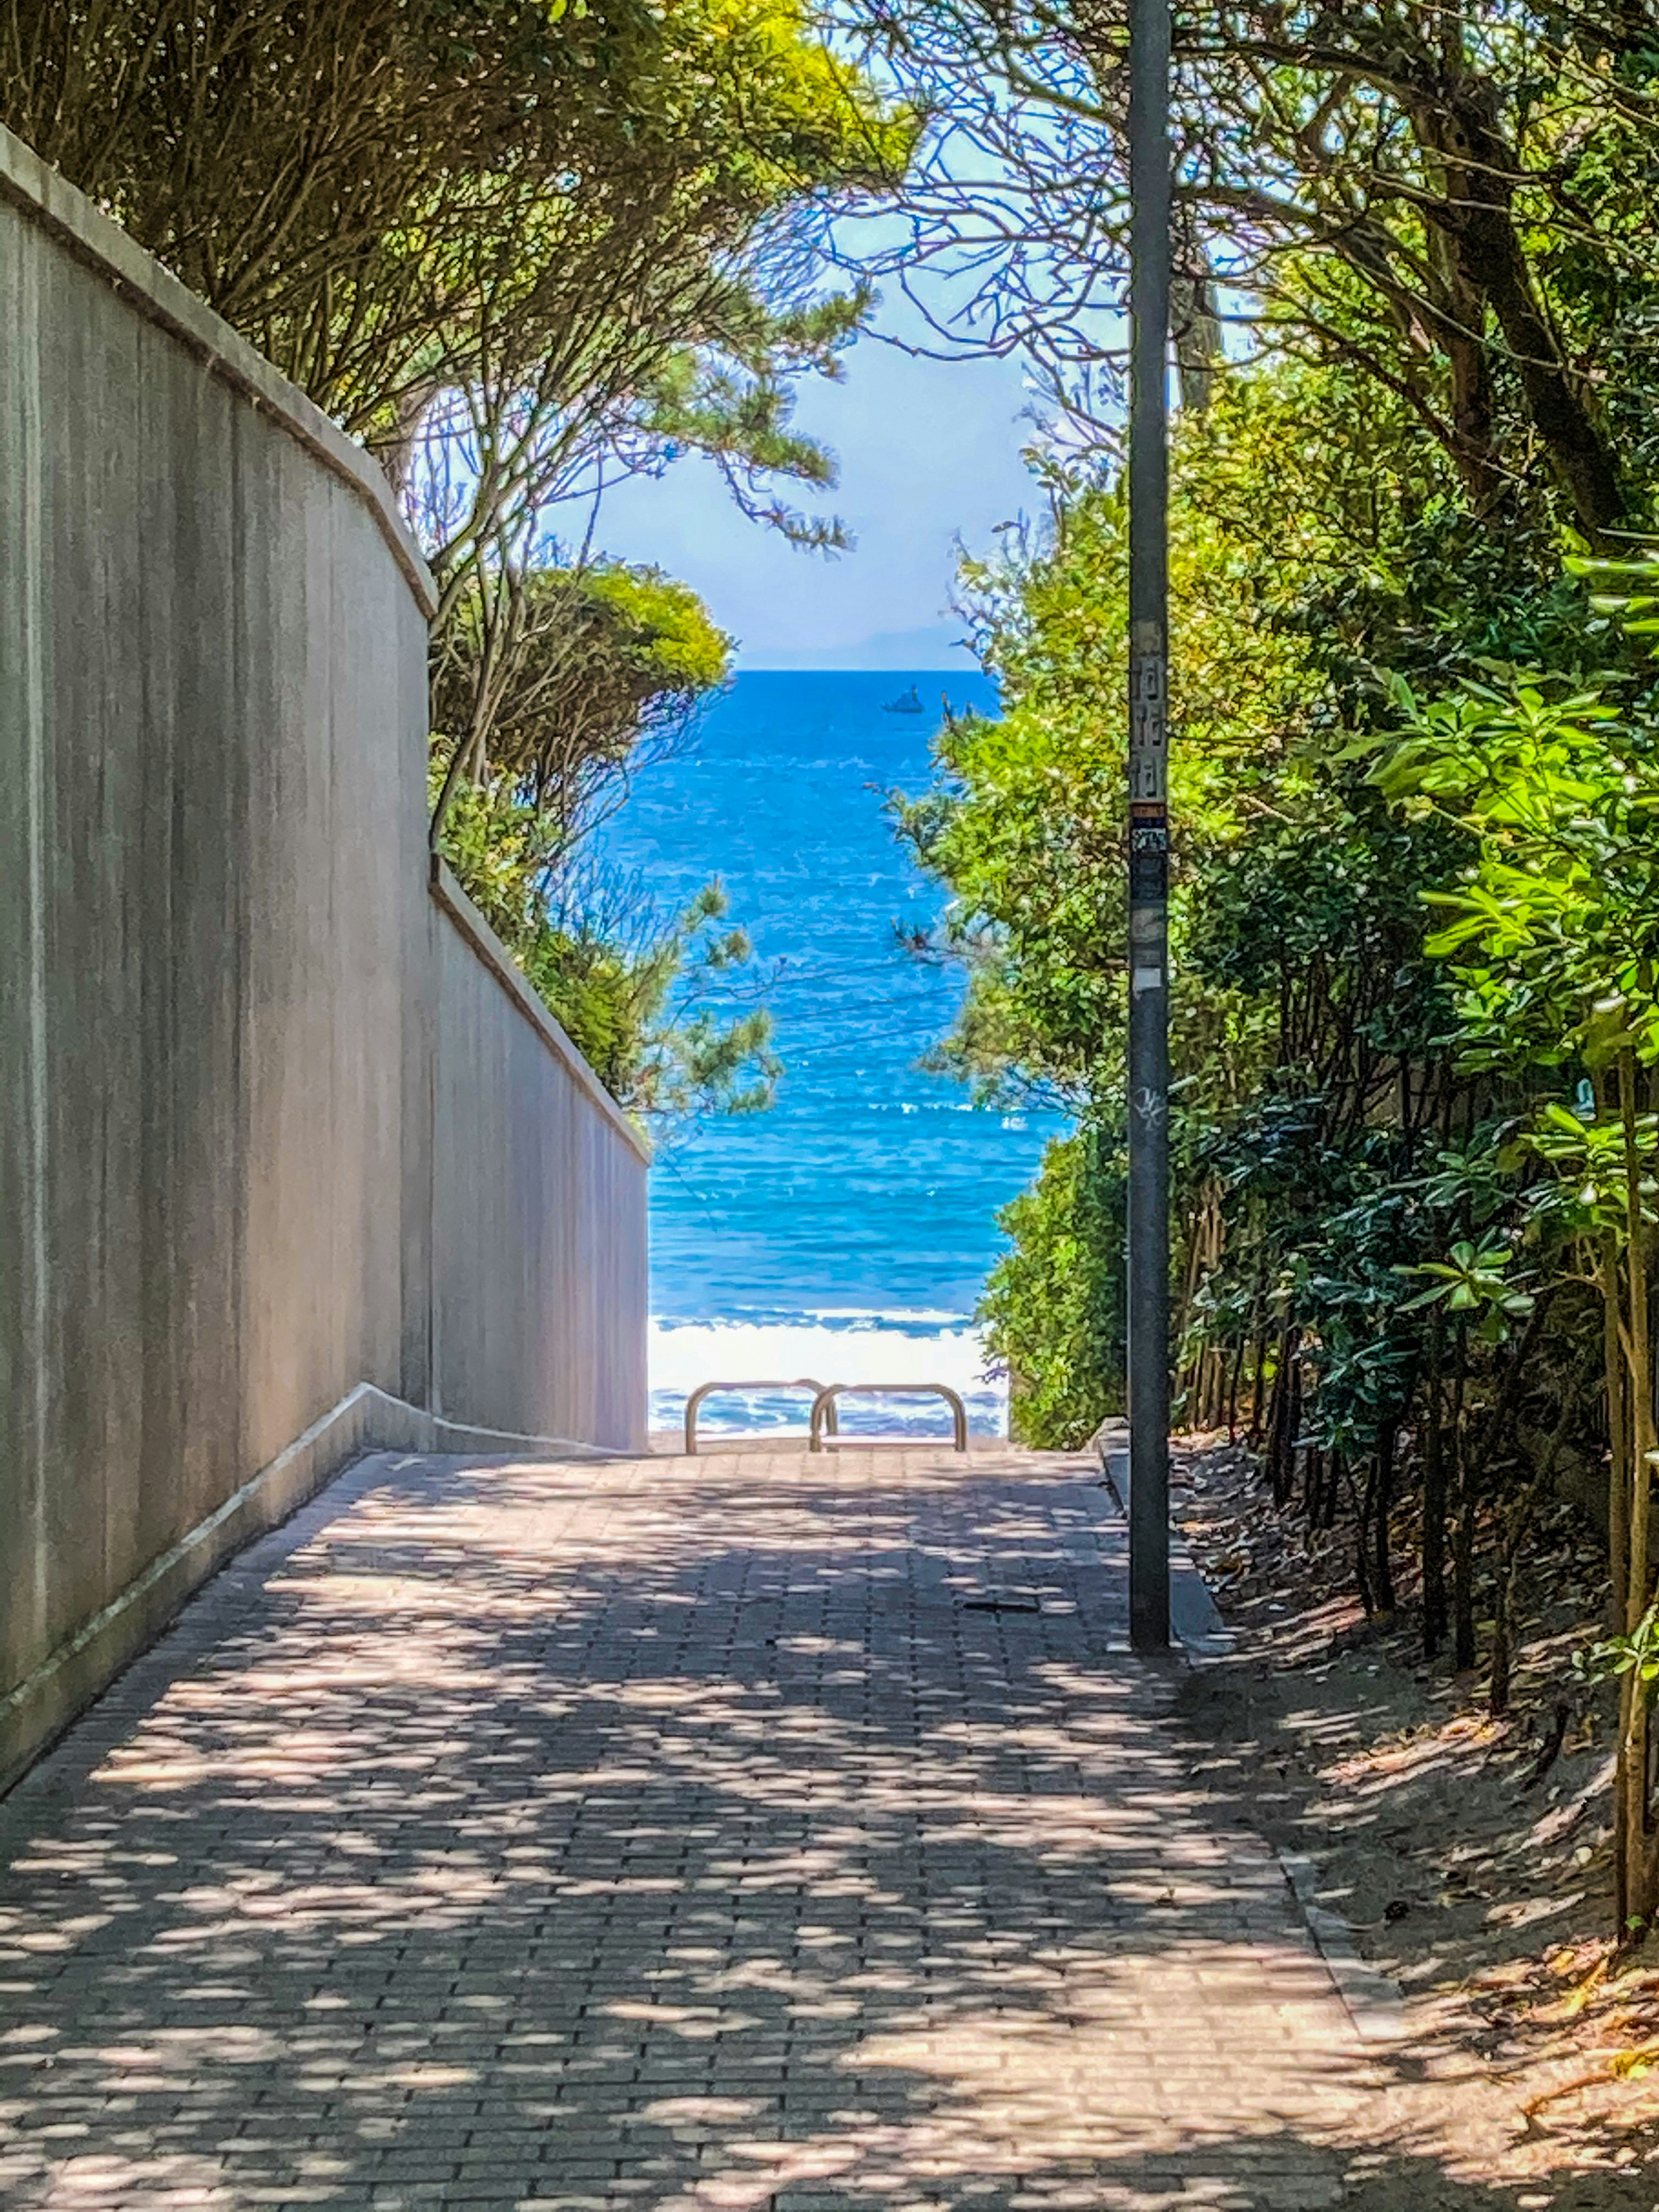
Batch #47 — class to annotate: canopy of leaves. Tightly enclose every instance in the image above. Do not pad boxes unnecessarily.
[844,0,1659,539]
[431,559,732,855]
[435,763,781,1127]
[524,878,781,1125]
[11,3,913,1137]
[900,337,1627,1476]
[980,1121,1127,1449]
[12,0,914,452]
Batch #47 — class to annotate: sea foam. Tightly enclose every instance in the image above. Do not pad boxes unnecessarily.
[651,1313,1005,1438]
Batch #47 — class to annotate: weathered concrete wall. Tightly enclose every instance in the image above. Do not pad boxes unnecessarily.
[431,867,650,1450]
[0,125,648,1791]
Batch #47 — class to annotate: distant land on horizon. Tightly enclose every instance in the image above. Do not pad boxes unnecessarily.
[743,620,981,672]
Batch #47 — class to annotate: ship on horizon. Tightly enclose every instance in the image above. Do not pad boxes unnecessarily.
[883,684,925,715]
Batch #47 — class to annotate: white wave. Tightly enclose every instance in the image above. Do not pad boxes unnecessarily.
[649,1314,1001,1404]
[753,1305,973,1325]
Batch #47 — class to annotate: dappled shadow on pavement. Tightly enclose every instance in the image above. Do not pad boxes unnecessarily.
[0,1446,1649,2209]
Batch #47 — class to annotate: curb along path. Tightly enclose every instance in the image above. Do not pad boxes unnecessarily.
[0,1445,1379,2209]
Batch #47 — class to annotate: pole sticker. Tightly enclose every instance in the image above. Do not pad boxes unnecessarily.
[1128,648,1167,806]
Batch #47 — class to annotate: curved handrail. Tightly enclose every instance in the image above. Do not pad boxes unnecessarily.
[809,1383,968,1454]
[683,1378,837,1456]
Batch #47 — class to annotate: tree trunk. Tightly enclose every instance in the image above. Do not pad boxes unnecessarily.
[1268,1330,1299,1506]
[1605,1228,1631,1637]
[1451,1325,1477,1672]
[1247,1313,1270,1445]
[1492,1353,1595,1720]
[1351,1456,1376,1617]
[1443,100,1626,539]
[1373,1421,1397,1615]
[1423,1315,1448,1658]
[1452,1474,1477,1670]
[1620,1048,1655,1930]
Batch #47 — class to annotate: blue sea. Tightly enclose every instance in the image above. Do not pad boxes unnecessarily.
[597,670,1068,1440]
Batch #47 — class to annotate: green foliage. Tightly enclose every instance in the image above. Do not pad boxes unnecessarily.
[437,751,779,1124]
[428,563,775,1128]
[978,1123,1126,1449]
[1398,1239,1535,1336]
[905,336,1643,1692]
[902,356,1488,1427]
[893,478,1129,1099]
[431,558,732,855]
[1578,1604,1659,1707]
[1365,671,1659,1073]
[861,0,1659,1931]
[909,359,1659,1916]
[523,881,780,1123]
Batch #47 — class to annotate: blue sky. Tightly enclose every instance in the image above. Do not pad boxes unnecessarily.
[594,299,1041,671]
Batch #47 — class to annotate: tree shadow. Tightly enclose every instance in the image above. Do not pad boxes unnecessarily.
[0,1445,1651,2209]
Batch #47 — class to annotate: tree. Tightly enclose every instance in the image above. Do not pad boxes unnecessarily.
[8,0,916,771]
[525,874,782,1125]
[9,1,911,450]
[844,0,1659,538]
[981,1121,1127,1447]
[6,2,918,1126]
[1366,645,1659,1929]
[899,309,1659,1934]
[429,561,732,858]
[437,774,783,1128]
[429,561,780,1127]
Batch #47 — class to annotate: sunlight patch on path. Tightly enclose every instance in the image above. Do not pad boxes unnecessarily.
[0,1444,1433,2210]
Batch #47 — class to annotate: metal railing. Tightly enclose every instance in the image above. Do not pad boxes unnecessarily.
[683,1378,837,1456]
[808,1383,968,1453]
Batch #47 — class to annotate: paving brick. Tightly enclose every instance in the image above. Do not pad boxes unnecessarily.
[0,1446,1368,2209]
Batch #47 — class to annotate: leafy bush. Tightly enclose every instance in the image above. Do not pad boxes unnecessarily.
[979,1125,1125,1449]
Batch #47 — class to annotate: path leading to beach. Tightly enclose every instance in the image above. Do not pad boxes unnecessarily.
[0,1443,1586,2211]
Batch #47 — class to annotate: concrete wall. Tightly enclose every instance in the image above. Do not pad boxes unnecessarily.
[0,125,648,1792]
[430,864,650,1449]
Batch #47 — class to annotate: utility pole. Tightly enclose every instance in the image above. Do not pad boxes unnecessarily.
[1126,0,1172,1651]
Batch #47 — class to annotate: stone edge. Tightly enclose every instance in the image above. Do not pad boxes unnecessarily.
[1098,1440,1234,1661]
[0,120,436,620]
[430,858,652,1164]
[1278,1850,1409,2046]
[0,1382,613,1799]
[1096,1431,1408,2045]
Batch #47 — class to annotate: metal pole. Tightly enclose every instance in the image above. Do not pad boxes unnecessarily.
[1126,0,1171,1652]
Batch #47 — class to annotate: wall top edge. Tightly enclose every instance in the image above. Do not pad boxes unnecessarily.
[429,859,654,1166]
[0,121,437,622]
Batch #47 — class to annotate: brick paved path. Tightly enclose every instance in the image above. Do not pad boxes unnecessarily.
[0,1446,1380,2211]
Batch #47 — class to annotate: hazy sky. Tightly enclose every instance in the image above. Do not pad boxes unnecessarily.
[594,298,1041,670]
